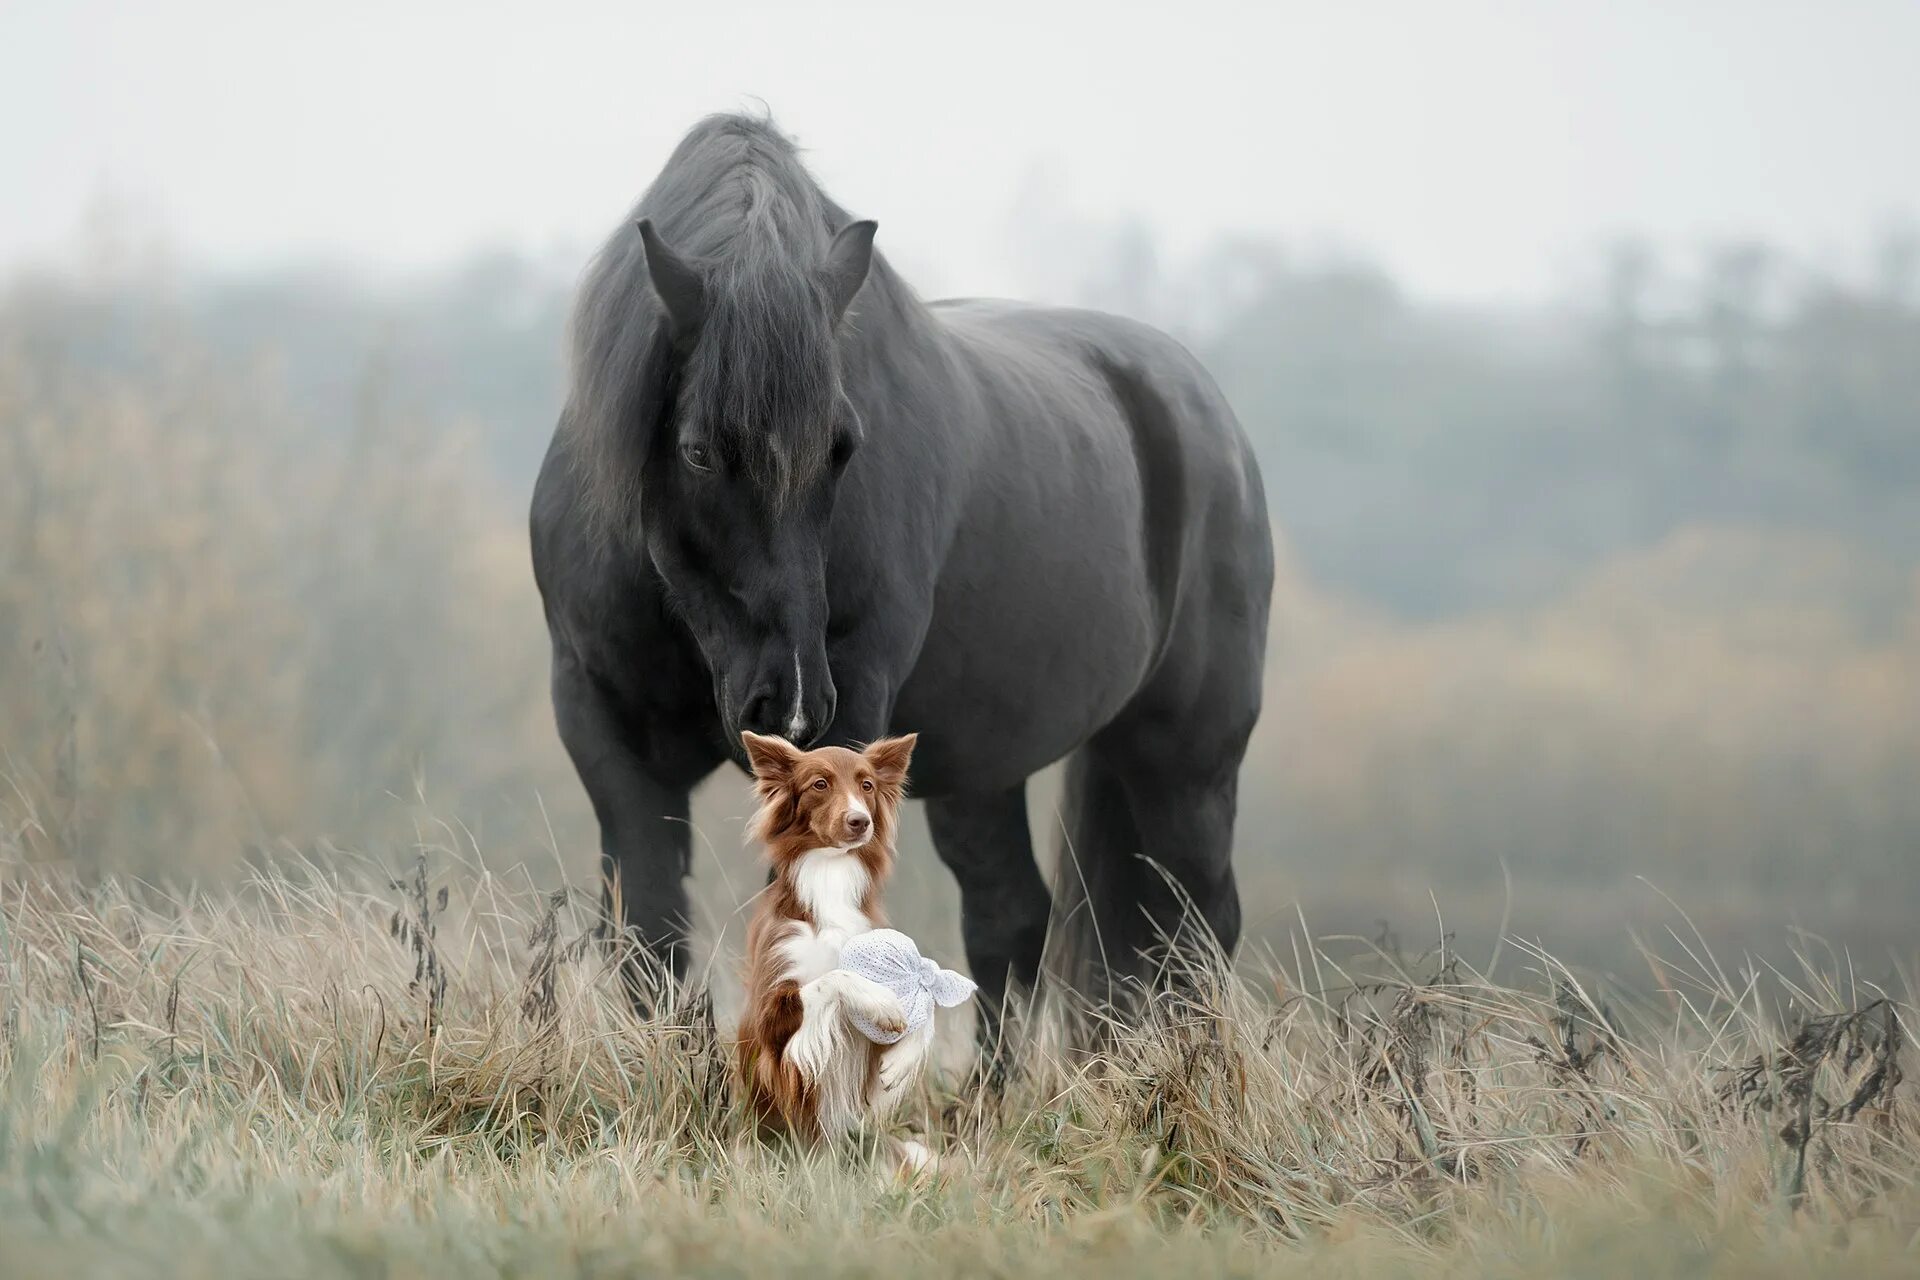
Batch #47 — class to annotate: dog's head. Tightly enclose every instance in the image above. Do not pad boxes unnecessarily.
[741,732,917,861]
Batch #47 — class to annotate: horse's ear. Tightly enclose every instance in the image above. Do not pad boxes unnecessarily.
[637,218,706,336]
[742,731,801,785]
[821,219,878,324]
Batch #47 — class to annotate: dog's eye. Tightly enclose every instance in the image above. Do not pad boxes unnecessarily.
[811,778,828,791]
[860,779,874,792]
[680,442,713,473]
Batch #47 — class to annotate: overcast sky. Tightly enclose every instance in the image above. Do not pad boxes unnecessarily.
[4,0,1916,302]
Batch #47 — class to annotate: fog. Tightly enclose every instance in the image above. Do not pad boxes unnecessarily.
[7,0,1920,299]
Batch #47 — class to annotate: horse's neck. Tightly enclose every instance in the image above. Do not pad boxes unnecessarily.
[845,271,950,389]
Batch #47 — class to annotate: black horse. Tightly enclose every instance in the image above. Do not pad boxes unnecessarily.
[531,114,1272,1040]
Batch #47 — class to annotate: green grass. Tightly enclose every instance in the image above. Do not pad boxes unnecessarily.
[0,855,1913,1278]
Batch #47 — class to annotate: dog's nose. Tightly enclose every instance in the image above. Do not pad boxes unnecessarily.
[846,811,871,838]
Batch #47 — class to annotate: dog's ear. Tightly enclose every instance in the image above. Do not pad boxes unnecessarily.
[742,732,802,785]
[862,734,917,789]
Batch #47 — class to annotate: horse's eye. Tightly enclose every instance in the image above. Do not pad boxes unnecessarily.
[811,778,828,791]
[860,778,874,792]
[830,432,857,472]
[680,442,713,473]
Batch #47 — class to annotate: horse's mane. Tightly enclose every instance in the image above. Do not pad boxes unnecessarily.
[564,112,901,534]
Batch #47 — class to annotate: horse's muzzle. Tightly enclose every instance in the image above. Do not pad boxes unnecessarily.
[735,653,836,746]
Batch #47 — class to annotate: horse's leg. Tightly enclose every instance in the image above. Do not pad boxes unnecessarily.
[551,655,717,1013]
[1051,746,1149,1004]
[1075,506,1266,994]
[1055,729,1248,1003]
[1113,761,1244,969]
[925,786,1050,1067]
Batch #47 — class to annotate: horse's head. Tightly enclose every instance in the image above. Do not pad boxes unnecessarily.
[633,215,877,746]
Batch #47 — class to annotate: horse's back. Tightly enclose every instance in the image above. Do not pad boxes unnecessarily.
[929,299,1265,518]
[928,297,1268,593]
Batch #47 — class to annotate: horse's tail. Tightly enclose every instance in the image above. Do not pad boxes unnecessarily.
[1042,747,1144,1016]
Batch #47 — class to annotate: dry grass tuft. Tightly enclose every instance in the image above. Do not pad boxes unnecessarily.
[0,850,1913,1277]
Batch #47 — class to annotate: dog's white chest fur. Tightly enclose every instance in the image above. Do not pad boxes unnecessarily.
[777,850,872,983]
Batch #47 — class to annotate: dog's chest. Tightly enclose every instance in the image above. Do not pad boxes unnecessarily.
[776,851,871,983]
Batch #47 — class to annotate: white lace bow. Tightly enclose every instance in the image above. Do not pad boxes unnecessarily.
[837,928,977,1044]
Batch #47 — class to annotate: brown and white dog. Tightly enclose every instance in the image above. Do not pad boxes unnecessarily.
[736,730,932,1164]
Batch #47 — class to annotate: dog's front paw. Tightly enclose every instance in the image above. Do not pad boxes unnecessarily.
[880,1053,920,1094]
[867,994,907,1036]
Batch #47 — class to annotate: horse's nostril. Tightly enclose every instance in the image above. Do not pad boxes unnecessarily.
[740,689,785,738]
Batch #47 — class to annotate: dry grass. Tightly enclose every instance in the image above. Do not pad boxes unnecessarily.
[0,845,1912,1278]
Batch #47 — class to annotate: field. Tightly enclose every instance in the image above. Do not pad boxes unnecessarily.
[0,850,1913,1278]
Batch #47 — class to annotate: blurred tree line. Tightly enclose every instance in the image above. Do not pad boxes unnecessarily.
[1066,222,1920,617]
[87,221,1920,623]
